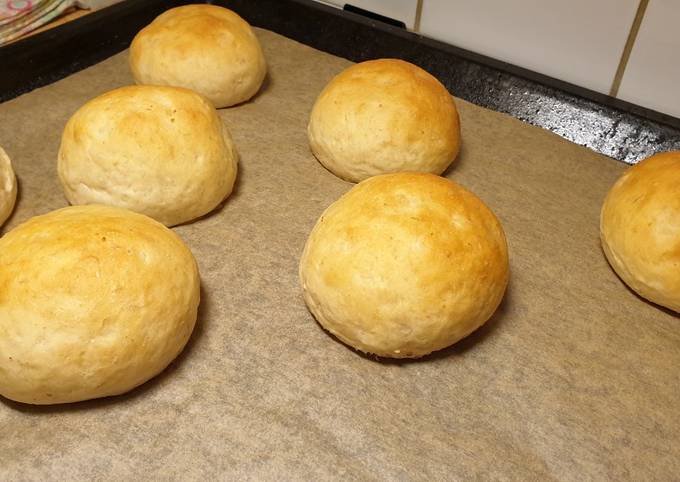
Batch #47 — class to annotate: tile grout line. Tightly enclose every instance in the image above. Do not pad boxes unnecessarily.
[610,0,649,97]
[413,0,423,32]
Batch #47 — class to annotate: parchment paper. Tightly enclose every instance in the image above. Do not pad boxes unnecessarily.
[0,29,679,481]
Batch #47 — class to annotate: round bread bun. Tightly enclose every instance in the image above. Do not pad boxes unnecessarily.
[299,172,508,358]
[0,205,200,404]
[601,151,680,312]
[58,85,238,227]
[307,59,461,183]
[129,4,267,108]
[0,146,17,226]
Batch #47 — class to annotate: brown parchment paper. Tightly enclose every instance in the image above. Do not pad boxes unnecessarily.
[1,29,679,481]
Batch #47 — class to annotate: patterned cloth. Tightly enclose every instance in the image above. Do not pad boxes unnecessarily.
[1,0,79,45]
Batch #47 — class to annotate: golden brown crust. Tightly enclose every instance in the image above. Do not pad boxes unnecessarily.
[58,85,238,227]
[299,172,508,358]
[0,146,17,227]
[601,151,680,312]
[0,205,200,404]
[129,4,267,108]
[308,59,461,183]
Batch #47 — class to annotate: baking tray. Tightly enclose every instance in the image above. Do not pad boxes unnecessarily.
[1,1,679,479]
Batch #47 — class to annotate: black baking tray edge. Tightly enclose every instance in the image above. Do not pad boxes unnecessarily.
[1,0,678,164]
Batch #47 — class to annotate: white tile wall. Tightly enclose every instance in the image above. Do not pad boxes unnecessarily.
[418,0,639,95]
[321,0,418,30]
[311,0,680,119]
[617,1,680,118]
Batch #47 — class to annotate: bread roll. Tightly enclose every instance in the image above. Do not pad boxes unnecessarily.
[129,4,266,108]
[601,151,680,312]
[299,172,508,358]
[0,205,200,404]
[308,59,461,183]
[58,85,238,227]
[0,146,17,226]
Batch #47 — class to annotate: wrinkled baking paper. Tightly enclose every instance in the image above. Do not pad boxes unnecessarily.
[0,28,678,481]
